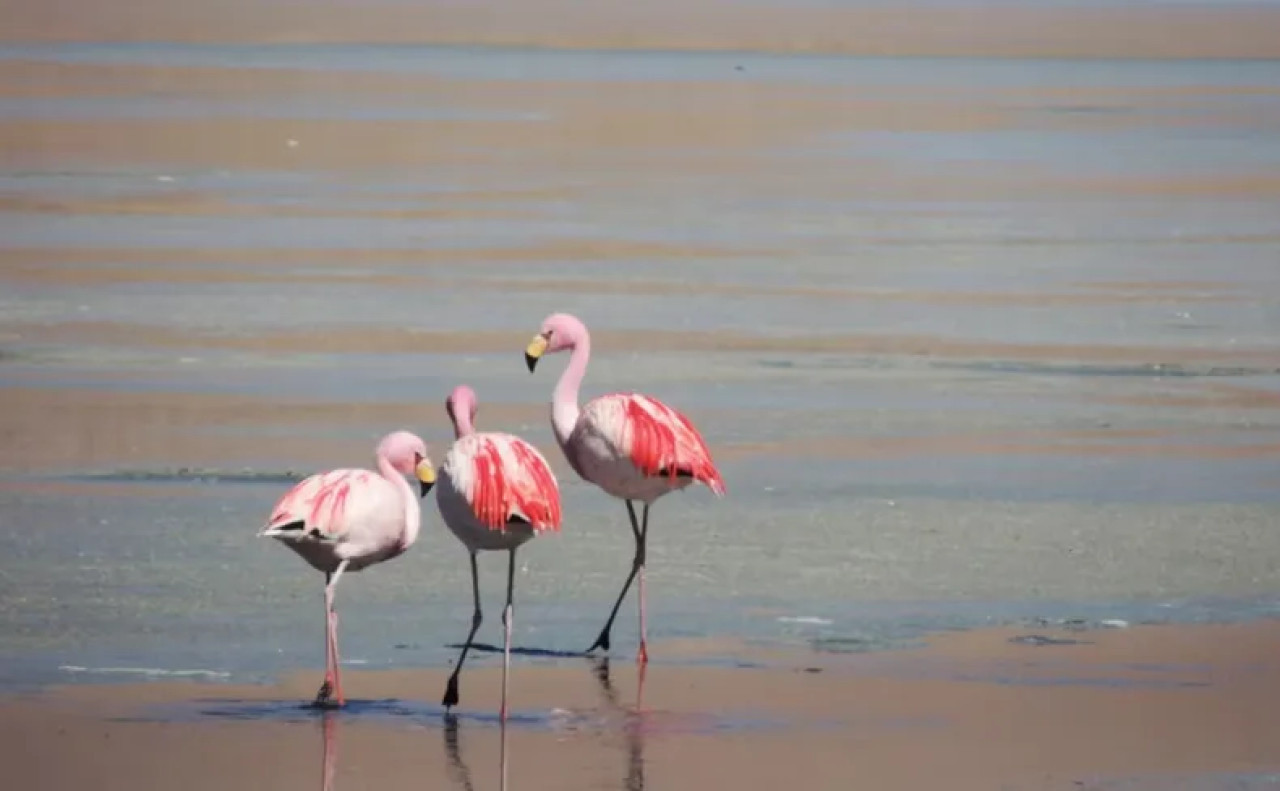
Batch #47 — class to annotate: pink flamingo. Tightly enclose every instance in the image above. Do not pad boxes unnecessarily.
[524,313,725,664]
[436,384,562,719]
[258,430,437,707]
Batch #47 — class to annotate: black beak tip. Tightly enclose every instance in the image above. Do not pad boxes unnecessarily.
[525,353,538,373]
[419,480,434,498]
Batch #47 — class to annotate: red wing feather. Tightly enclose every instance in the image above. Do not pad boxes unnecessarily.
[618,393,726,495]
[468,436,562,532]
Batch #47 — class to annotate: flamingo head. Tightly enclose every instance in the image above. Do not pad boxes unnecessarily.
[377,430,436,497]
[525,312,586,372]
[445,385,479,438]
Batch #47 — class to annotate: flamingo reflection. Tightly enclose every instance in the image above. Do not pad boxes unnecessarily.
[444,713,509,791]
[319,710,338,791]
[591,657,648,791]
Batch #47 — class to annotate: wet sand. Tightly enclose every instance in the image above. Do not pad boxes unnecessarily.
[6,620,1280,791]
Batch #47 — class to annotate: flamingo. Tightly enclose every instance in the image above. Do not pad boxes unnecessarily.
[523,313,725,664]
[258,430,436,707]
[436,384,562,719]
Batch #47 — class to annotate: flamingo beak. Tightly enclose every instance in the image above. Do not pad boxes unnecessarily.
[415,459,436,497]
[524,334,547,373]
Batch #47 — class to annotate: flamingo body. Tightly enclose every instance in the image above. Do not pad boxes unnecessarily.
[437,385,563,718]
[525,312,724,663]
[264,469,415,572]
[564,391,725,504]
[438,431,562,553]
[258,430,436,707]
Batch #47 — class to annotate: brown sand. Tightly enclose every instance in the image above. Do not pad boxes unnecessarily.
[0,387,474,472]
[4,56,1279,201]
[0,93,1006,174]
[0,242,761,268]
[4,320,1277,367]
[0,254,1249,306]
[4,0,1280,59]
[5,620,1280,790]
[1092,383,1280,411]
[0,58,1013,173]
[3,385,1277,477]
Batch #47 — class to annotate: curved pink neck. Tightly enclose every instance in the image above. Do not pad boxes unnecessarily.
[551,329,589,446]
[377,452,421,551]
[451,410,475,439]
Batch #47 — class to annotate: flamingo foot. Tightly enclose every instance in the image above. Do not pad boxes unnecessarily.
[442,675,461,709]
[313,679,341,709]
[586,629,611,654]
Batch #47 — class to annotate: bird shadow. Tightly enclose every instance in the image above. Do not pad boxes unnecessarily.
[133,696,546,729]
[446,641,590,659]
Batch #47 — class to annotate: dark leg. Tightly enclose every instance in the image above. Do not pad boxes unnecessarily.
[587,500,648,654]
[636,503,651,665]
[442,552,482,709]
[500,548,517,722]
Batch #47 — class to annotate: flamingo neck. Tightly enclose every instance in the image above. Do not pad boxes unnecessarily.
[551,331,589,446]
[377,452,421,552]
[452,411,475,440]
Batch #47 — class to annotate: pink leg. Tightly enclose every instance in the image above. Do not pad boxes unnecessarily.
[500,549,516,722]
[636,503,650,665]
[636,657,648,711]
[329,607,345,706]
[636,566,649,665]
[317,585,335,704]
[316,561,348,707]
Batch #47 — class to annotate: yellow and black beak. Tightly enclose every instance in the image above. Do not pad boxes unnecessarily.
[415,458,436,498]
[525,334,548,373]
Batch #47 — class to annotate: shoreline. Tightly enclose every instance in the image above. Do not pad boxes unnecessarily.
[6,619,1280,790]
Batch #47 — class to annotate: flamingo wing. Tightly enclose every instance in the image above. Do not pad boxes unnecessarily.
[263,469,381,540]
[585,392,726,495]
[445,433,562,532]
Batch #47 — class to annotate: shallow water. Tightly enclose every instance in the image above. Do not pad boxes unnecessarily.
[1,40,1279,691]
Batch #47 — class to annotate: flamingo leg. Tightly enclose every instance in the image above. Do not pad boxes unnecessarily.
[636,503,650,665]
[316,560,349,707]
[587,500,647,656]
[500,548,517,722]
[443,552,482,710]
